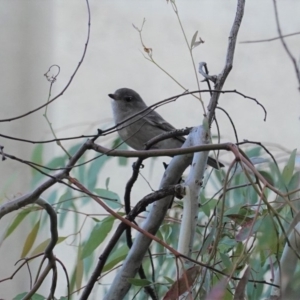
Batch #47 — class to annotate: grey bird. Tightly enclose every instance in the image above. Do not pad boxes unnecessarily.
[108,88,223,169]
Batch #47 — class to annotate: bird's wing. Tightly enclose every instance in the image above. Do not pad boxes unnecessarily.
[145,110,186,143]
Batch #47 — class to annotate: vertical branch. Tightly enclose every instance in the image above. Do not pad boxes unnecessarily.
[272,0,300,90]
[207,0,245,125]
[104,1,245,299]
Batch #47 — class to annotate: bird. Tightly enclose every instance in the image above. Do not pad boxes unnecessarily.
[108,88,223,169]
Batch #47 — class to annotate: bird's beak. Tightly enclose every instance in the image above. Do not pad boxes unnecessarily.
[108,93,117,100]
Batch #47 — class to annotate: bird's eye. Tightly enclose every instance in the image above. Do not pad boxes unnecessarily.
[124,96,132,102]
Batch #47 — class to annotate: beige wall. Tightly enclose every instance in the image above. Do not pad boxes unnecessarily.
[0,1,299,298]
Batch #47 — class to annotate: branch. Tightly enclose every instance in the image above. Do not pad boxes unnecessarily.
[206,0,245,125]
[104,1,246,298]
[177,126,209,268]
[270,222,300,298]
[89,139,230,158]
[80,185,183,299]
[0,137,90,218]
[104,136,196,299]
[272,0,300,90]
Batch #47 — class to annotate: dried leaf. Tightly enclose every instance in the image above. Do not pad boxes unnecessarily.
[163,266,201,300]
[190,30,198,48]
[205,279,227,300]
[21,220,40,258]
[233,266,250,300]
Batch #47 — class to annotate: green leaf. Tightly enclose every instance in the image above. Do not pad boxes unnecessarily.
[288,171,300,191]
[256,215,278,253]
[94,188,122,209]
[163,276,174,284]
[246,147,261,158]
[13,293,45,300]
[4,209,32,239]
[218,236,236,252]
[57,190,73,228]
[76,255,84,291]
[220,252,232,270]
[128,278,152,287]
[112,137,128,166]
[103,243,129,272]
[48,189,58,205]
[199,231,215,256]
[224,203,244,216]
[282,149,297,185]
[47,155,66,169]
[30,236,67,256]
[30,144,44,186]
[21,220,40,258]
[83,251,94,277]
[87,155,108,190]
[68,142,83,156]
[31,144,43,171]
[200,193,210,217]
[81,216,115,259]
[258,170,274,186]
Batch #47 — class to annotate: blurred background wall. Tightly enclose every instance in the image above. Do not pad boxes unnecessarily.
[0,1,299,298]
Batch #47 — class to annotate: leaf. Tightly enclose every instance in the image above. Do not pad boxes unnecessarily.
[256,215,278,252]
[13,293,45,300]
[220,252,232,270]
[94,188,122,209]
[258,170,274,186]
[112,137,128,166]
[199,231,214,256]
[30,236,67,256]
[75,255,84,291]
[224,204,244,217]
[282,149,297,185]
[190,30,198,48]
[286,210,300,237]
[105,177,110,190]
[233,266,250,300]
[235,220,255,242]
[234,156,269,175]
[31,144,43,170]
[68,142,83,156]
[193,41,201,48]
[48,189,58,205]
[163,276,174,284]
[103,243,129,272]
[163,266,201,300]
[47,156,66,169]
[87,155,108,190]
[21,220,40,258]
[58,190,74,228]
[205,279,227,300]
[81,216,115,259]
[83,251,94,277]
[218,236,236,252]
[4,209,32,239]
[30,144,44,186]
[288,171,300,190]
[246,147,261,157]
[128,278,152,287]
